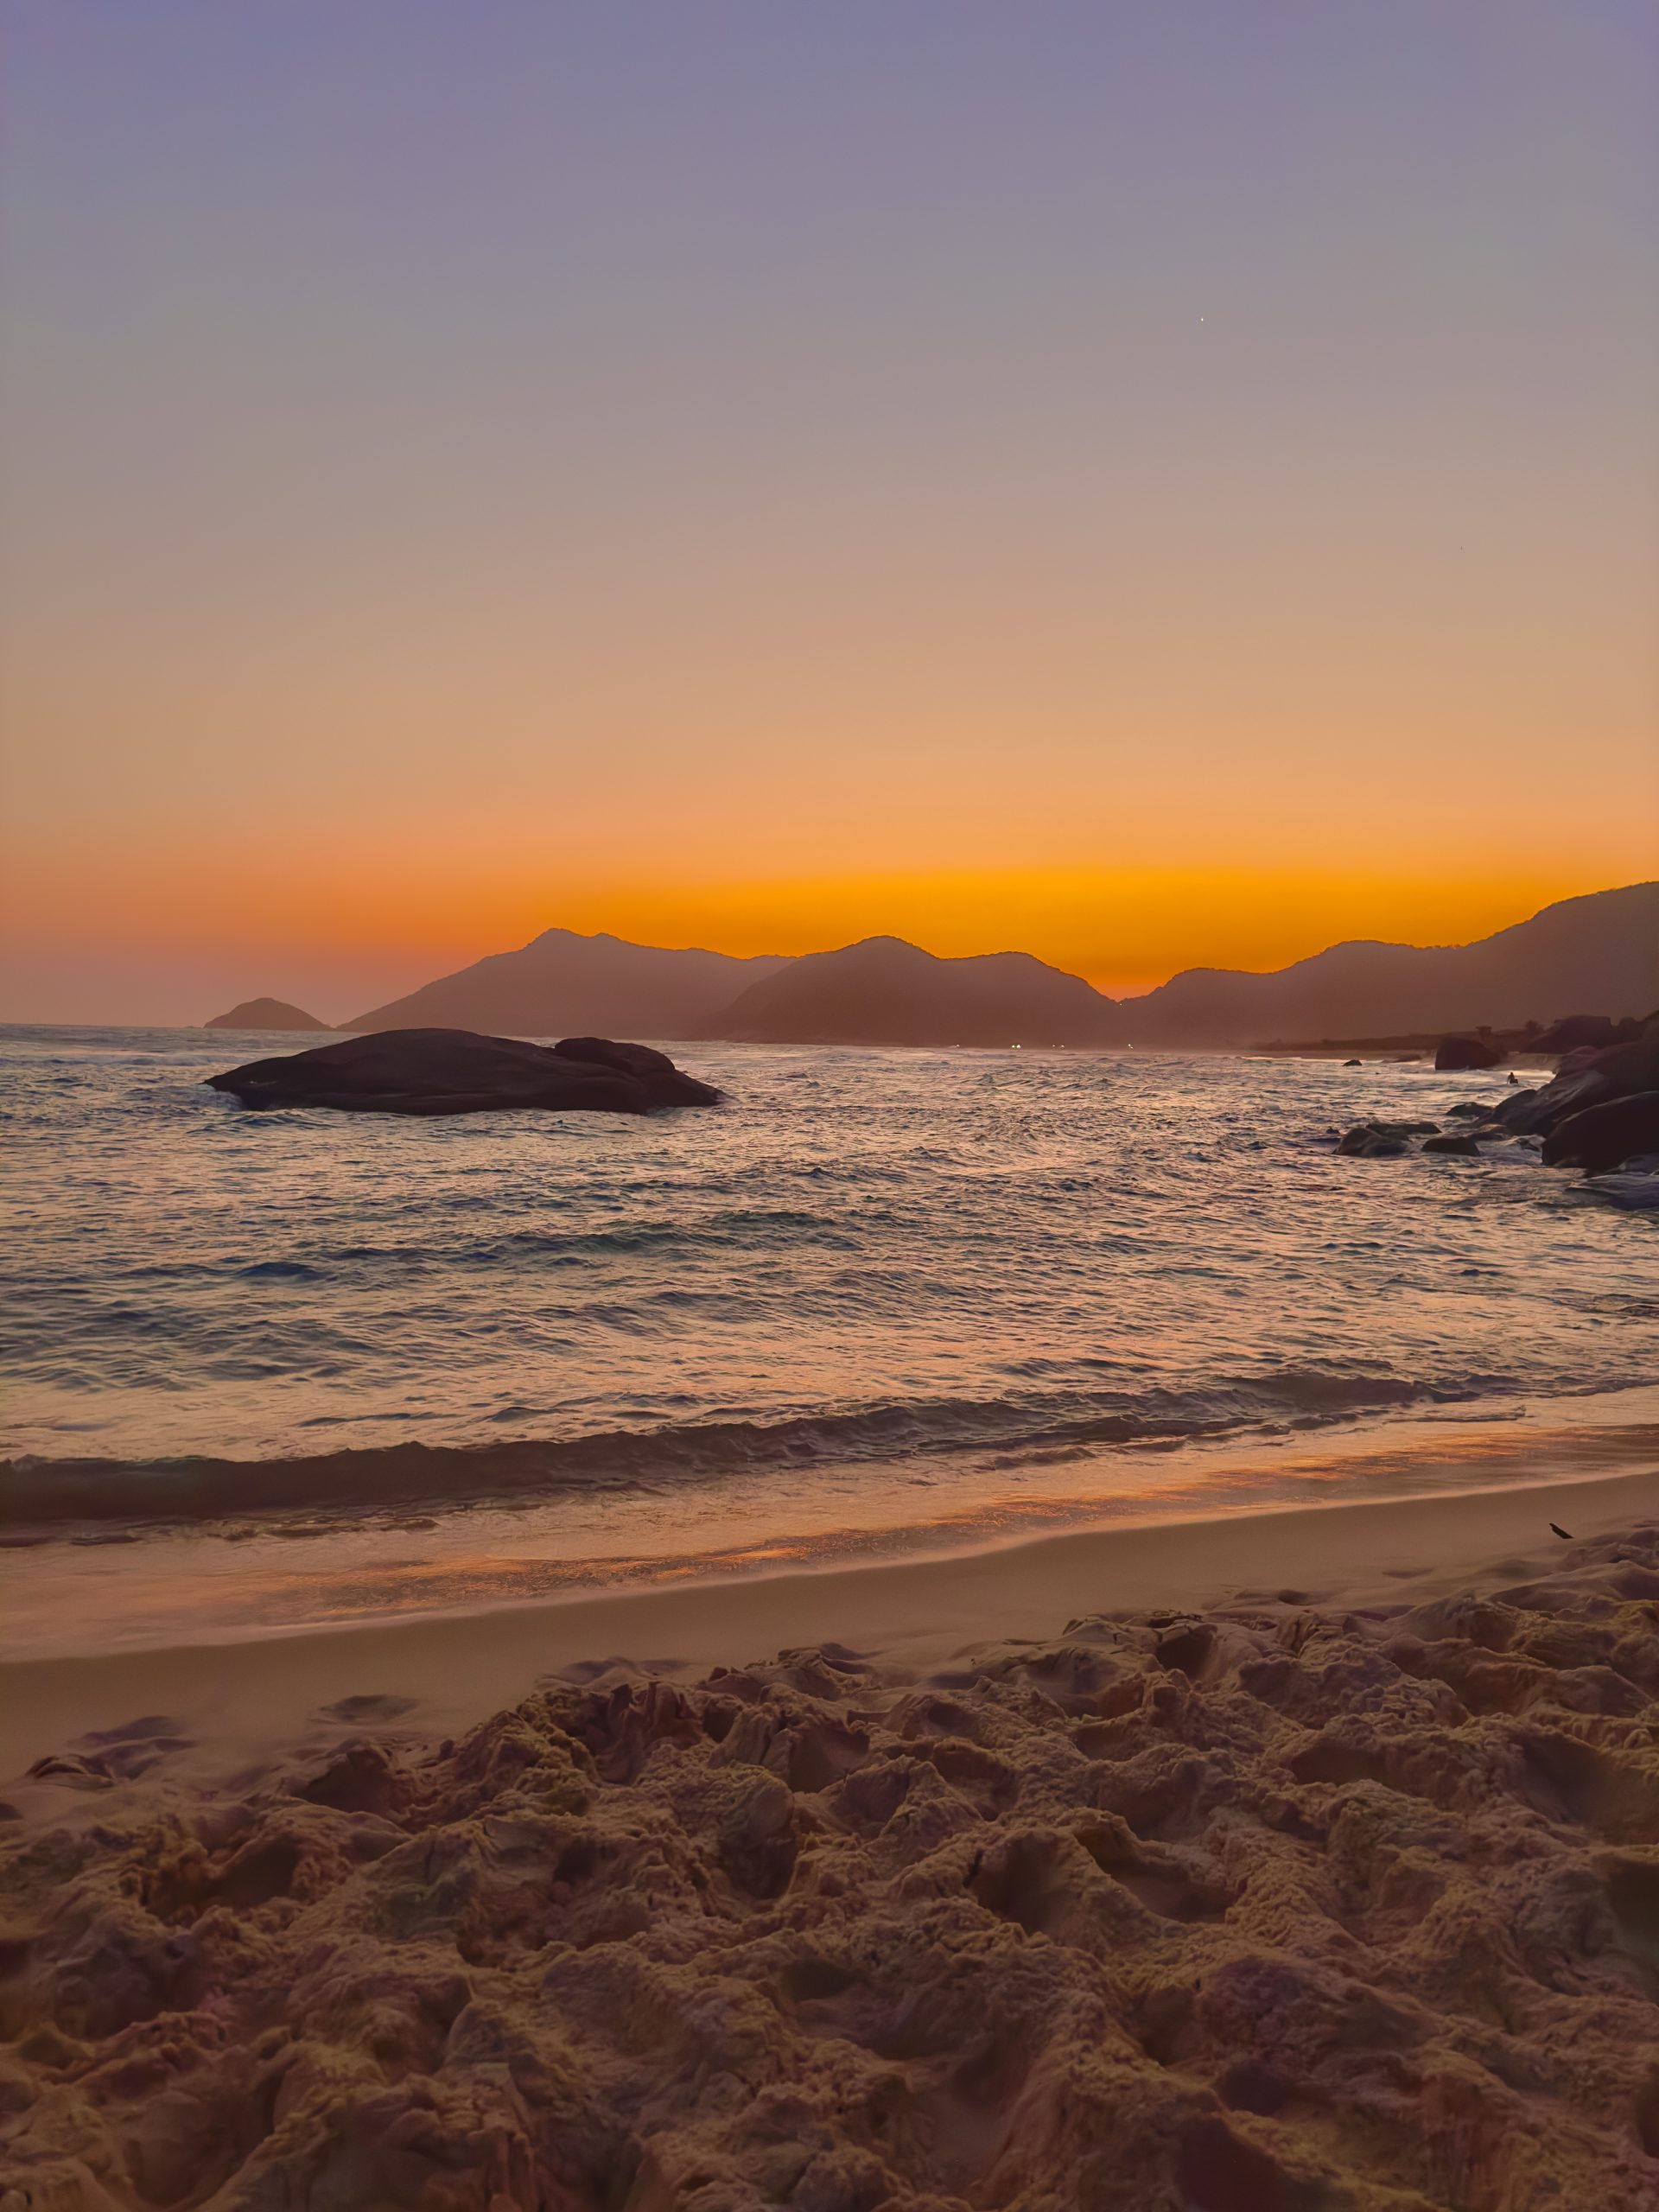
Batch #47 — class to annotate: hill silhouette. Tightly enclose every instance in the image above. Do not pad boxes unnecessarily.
[1117,883,1657,1045]
[344,930,787,1039]
[695,937,1125,1046]
[205,998,331,1031]
[317,883,1653,1048]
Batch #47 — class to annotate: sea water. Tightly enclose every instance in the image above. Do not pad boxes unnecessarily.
[3,1024,1655,1649]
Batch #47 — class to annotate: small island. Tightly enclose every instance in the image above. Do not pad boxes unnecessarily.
[204,998,333,1031]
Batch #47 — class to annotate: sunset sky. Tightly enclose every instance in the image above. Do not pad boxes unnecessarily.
[2,3,1656,1024]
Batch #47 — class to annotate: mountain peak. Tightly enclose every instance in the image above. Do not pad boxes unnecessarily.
[695,936,1122,1046]
[328,881,1655,1050]
[1121,881,1657,1043]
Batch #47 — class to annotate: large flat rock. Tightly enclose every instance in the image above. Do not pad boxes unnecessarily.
[205,1027,721,1116]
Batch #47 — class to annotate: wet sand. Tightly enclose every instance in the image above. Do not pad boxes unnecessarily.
[3,1468,1658,2209]
[3,1464,1656,1778]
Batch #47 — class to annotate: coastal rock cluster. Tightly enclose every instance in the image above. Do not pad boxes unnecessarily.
[1336,1020,1659,1198]
[206,1031,721,1118]
[4,1531,1659,2209]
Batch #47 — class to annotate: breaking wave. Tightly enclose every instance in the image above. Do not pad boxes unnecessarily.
[1,1367,1519,1525]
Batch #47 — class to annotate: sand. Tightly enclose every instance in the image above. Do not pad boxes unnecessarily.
[3,1470,1658,2209]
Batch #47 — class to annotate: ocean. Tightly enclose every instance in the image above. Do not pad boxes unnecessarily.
[3,1023,1656,1653]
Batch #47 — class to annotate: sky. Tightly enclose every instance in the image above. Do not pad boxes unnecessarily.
[1,2,1655,1024]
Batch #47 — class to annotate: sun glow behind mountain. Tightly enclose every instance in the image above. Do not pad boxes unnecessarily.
[2,7,1655,1024]
[2,854,1635,1027]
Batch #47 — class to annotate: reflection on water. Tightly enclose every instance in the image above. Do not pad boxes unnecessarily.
[3,1025,1656,1649]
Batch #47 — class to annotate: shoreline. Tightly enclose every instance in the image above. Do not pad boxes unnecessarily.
[7,1457,1656,1783]
[7,1380,1658,1668]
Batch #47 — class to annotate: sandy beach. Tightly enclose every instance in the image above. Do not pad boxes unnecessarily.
[5,1467,1657,2209]
[8,3,1658,2201]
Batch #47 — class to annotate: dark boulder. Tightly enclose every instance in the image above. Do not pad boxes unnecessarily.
[1337,1124,1408,1157]
[1340,1135,1407,1159]
[1336,1116,1441,1158]
[206,1028,721,1117]
[1445,1101,1498,1121]
[547,1037,687,1083]
[1435,1034,1503,1071]
[1342,1058,1361,1067]
[1541,1091,1659,1175]
[1422,1133,1481,1156]
[1492,1087,1541,1129]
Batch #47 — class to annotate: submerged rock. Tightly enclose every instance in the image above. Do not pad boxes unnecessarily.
[206,1028,721,1117]
[1569,1171,1659,1211]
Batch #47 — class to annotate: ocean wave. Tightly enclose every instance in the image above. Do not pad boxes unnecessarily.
[0,1367,1520,1526]
[6,1031,1655,1510]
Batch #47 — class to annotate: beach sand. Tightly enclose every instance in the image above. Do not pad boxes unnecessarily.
[3,1468,1658,2208]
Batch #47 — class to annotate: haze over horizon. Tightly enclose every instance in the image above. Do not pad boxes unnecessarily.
[3,3,1656,1024]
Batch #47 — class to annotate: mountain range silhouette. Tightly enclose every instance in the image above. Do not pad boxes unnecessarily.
[216,882,1656,1046]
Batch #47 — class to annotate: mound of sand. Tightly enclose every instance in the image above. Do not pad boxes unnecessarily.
[3,1527,1658,2210]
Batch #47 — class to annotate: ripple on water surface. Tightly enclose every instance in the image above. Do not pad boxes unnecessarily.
[2,1027,1655,1529]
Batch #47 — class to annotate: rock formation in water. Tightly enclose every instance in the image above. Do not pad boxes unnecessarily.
[204,998,332,1031]
[1497,1020,1659,1142]
[1434,1033,1504,1071]
[5,1528,1659,2208]
[206,1029,721,1116]
[1332,1017,1659,1191]
[1542,1092,1659,1175]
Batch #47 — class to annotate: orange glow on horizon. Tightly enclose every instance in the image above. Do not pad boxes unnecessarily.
[3,849,1630,1003]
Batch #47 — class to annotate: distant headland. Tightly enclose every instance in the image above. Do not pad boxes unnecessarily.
[204,998,333,1032]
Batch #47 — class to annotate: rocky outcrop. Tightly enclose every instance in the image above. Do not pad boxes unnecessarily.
[204,998,331,1032]
[1542,1092,1659,1176]
[1498,1020,1659,1139]
[1331,1021,1659,1184]
[206,1029,721,1116]
[1434,1033,1503,1071]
